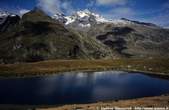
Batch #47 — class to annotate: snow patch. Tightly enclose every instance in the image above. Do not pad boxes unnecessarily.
[110,19,131,25]
[65,16,75,25]
[0,11,9,17]
[79,23,91,28]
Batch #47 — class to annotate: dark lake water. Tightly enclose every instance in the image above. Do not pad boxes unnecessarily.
[0,71,169,105]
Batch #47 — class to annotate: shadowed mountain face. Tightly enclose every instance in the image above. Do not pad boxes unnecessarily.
[0,8,113,64]
[0,15,20,32]
[91,23,169,58]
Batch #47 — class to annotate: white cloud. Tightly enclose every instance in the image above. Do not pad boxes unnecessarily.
[19,9,30,15]
[61,1,75,14]
[37,0,75,15]
[87,1,95,7]
[94,0,134,19]
[96,0,127,6]
[37,0,61,15]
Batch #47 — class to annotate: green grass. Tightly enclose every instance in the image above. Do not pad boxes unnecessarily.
[0,58,169,77]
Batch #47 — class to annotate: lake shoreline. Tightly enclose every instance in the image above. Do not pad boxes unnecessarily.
[0,59,169,78]
[0,69,168,80]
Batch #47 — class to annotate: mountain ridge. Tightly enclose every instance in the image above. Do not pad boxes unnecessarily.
[53,9,160,28]
[0,8,169,64]
[52,9,169,58]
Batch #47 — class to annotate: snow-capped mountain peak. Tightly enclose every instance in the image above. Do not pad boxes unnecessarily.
[72,9,110,24]
[0,11,9,17]
[52,12,67,23]
[53,9,158,28]
[0,11,17,19]
[53,9,112,27]
[0,11,18,26]
[76,9,91,18]
[66,9,113,28]
[53,12,65,19]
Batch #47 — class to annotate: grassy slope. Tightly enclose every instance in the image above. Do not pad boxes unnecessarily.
[0,58,168,77]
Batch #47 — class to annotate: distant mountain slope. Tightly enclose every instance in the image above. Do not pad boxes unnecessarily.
[0,8,113,64]
[53,9,160,29]
[87,20,169,57]
[53,9,169,58]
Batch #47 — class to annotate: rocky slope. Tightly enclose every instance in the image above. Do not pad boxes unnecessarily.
[53,10,169,58]
[0,9,113,64]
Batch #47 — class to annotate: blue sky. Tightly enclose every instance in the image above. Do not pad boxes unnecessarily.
[0,0,169,27]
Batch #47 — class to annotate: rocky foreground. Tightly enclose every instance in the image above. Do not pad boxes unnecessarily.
[37,95,169,110]
[0,95,168,110]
